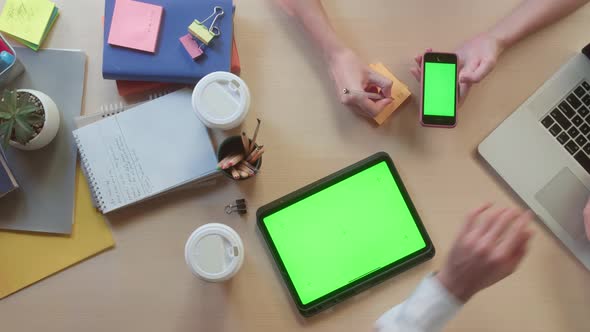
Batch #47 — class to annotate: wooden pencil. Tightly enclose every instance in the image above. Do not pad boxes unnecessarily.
[241,132,250,154]
[217,154,237,169]
[225,154,244,169]
[219,154,244,169]
[241,160,258,172]
[249,118,261,153]
[230,167,241,180]
[249,147,265,163]
[237,162,255,176]
[237,169,249,179]
[246,145,262,162]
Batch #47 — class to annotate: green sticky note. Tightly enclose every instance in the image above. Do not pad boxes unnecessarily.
[0,0,55,46]
[12,6,58,51]
[188,20,214,45]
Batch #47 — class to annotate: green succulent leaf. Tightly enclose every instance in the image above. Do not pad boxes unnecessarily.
[0,119,14,148]
[0,90,15,116]
[0,111,11,120]
[17,104,38,116]
[14,116,33,145]
[0,90,45,145]
[29,114,44,126]
[0,102,10,116]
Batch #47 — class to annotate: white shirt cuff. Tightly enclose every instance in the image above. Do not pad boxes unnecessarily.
[375,273,463,332]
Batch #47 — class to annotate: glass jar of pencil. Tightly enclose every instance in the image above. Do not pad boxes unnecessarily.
[216,121,263,181]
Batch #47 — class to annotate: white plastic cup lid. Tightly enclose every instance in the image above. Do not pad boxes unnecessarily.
[184,223,244,282]
[192,72,250,130]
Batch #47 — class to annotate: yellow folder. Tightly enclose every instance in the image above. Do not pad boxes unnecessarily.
[0,167,115,299]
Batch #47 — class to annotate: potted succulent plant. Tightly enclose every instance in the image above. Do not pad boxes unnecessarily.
[0,89,60,150]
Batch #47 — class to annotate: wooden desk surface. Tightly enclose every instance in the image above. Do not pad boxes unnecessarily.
[1,0,589,331]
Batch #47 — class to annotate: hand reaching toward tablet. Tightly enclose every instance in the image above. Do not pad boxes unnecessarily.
[329,48,393,118]
[436,204,534,302]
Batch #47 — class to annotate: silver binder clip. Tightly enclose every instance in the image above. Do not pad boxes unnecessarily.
[225,199,247,215]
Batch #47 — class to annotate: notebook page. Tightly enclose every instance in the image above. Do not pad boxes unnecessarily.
[73,89,218,213]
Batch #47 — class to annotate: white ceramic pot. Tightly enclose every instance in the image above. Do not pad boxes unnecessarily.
[9,89,60,151]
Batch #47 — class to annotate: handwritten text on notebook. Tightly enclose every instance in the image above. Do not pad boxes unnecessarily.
[103,134,154,208]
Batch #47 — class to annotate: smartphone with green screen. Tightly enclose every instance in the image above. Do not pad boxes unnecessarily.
[420,52,458,128]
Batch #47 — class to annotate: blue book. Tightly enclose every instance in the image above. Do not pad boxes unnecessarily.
[0,147,18,198]
[102,0,233,84]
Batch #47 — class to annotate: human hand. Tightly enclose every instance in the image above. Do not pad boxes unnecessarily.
[328,48,393,118]
[455,32,503,87]
[583,198,590,241]
[410,48,471,108]
[436,204,534,302]
[410,33,503,106]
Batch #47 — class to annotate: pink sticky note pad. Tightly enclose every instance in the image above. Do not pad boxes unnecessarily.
[108,0,163,53]
[179,34,203,59]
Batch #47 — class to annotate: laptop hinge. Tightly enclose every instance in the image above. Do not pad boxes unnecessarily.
[583,43,590,60]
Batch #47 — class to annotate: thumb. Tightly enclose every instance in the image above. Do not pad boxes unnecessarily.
[375,97,393,110]
[368,70,393,97]
[458,82,471,107]
[461,59,495,84]
[410,67,421,82]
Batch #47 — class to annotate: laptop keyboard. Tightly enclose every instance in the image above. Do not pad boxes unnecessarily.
[541,80,590,173]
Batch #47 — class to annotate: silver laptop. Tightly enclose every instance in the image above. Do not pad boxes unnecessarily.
[479,43,590,270]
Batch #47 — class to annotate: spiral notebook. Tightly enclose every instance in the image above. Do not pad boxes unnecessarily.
[72,88,219,213]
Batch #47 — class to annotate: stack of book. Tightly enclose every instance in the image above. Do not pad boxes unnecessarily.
[102,0,241,97]
[0,48,115,300]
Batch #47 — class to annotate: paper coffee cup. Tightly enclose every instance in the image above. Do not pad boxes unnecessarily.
[192,72,250,130]
[184,223,244,282]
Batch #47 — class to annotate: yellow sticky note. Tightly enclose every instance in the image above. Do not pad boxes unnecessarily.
[0,0,55,46]
[188,20,214,45]
[369,63,412,125]
[0,167,115,299]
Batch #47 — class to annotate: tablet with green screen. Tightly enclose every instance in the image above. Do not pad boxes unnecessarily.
[257,152,434,317]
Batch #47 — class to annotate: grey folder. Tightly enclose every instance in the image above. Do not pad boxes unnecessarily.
[0,48,85,234]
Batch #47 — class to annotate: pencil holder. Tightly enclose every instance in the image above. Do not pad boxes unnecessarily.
[0,33,24,88]
[217,135,262,181]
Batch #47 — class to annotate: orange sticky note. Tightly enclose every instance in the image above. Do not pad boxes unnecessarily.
[108,0,163,53]
[369,63,412,125]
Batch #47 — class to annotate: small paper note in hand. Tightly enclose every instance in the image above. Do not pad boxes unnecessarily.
[369,63,412,125]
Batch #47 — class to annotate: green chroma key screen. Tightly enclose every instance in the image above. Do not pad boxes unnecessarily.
[262,161,427,305]
[423,62,457,117]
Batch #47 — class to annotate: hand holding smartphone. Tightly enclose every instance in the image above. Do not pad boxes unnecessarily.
[420,52,458,128]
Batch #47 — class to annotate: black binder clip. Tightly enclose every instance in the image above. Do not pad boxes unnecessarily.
[225,199,247,215]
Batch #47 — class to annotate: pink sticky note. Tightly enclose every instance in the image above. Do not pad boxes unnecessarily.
[179,34,203,59]
[108,0,163,53]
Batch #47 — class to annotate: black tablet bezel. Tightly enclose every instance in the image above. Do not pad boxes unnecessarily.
[257,152,435,317]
